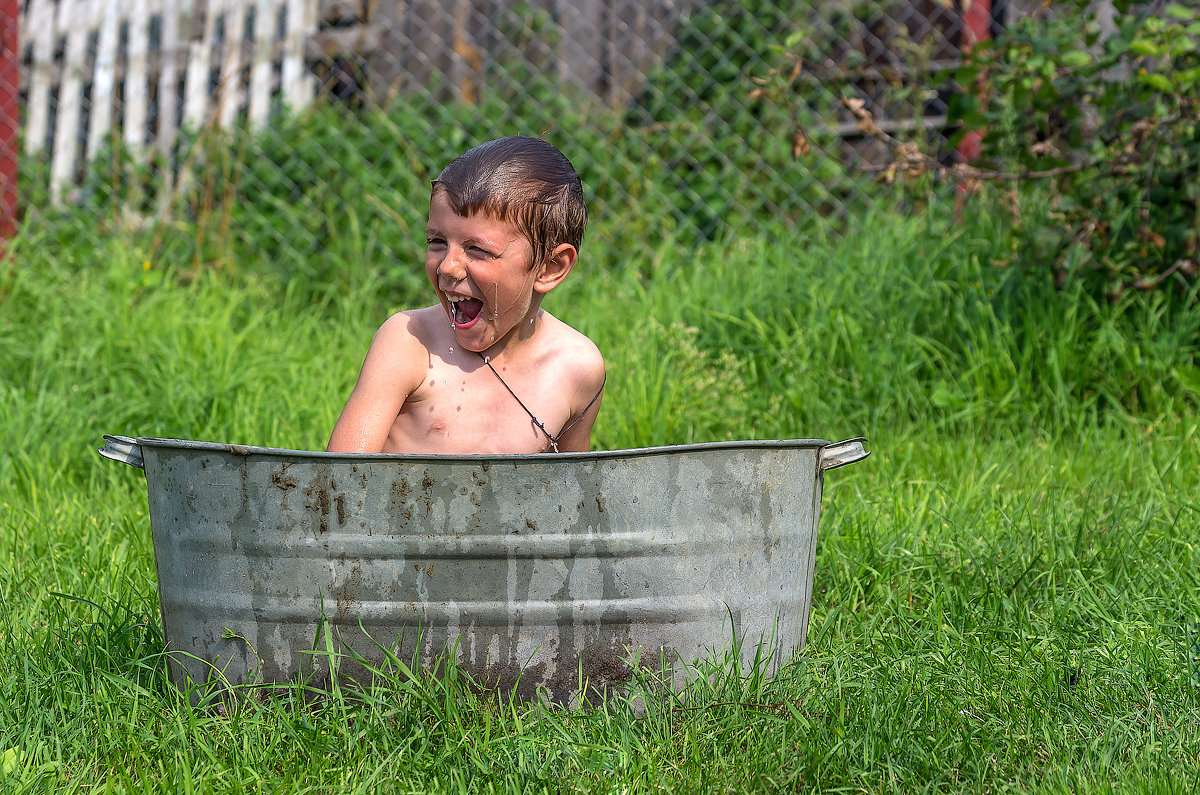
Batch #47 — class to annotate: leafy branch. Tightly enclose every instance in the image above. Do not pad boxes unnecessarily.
[757,0,1200,296]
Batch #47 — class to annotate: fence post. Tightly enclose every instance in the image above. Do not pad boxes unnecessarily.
[0,0,18,245]
[956,0,991,165]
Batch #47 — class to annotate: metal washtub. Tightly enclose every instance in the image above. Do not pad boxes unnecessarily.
[100,435,869,703]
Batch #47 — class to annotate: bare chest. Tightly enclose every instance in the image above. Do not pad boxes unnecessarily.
[387,362,565,455]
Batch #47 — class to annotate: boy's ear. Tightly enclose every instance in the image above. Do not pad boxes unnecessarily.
[533,243,578,294]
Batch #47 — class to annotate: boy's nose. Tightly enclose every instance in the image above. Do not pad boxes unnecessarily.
[437,252,467,281]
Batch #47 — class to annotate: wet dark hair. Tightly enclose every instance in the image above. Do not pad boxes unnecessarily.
[430,136,588,270]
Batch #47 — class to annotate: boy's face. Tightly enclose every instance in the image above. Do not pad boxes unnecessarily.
[425,192,543,354]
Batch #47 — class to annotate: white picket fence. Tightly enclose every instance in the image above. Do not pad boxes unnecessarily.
[20,0,319,200]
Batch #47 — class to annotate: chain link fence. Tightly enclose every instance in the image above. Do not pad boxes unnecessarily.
[6,0,1045,273]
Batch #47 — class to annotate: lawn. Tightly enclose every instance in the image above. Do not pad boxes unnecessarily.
[2,199,1198,793]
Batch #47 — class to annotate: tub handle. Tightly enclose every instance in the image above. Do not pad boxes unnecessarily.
[819,437,869,471]
[99,435,144,470]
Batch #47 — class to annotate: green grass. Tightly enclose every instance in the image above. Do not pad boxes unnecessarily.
[2,197,1199,792]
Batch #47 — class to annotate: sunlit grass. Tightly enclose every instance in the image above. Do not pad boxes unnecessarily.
[1,203,1199,792]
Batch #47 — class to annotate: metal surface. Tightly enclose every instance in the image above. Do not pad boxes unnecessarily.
[819,437,869,471]
[100,435,144,469]
[101,436,869,703]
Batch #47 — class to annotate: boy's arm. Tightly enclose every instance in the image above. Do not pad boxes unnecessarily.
[551,349,606,453]
[326,314,423,453]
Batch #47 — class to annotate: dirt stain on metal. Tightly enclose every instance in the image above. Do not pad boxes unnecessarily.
[390,478,414,524]
[273,471,297,510]
[498,642,642,704]
[419,471,434,516]
[305,483,331,534]
[235,458,249,522]
[335,563,363,621]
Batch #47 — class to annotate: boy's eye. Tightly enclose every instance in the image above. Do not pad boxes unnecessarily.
[426,237,445,247]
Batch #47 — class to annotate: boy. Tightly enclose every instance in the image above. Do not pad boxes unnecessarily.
[327,136,606,455]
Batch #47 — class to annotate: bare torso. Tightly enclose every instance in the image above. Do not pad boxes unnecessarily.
[328,305,604,455]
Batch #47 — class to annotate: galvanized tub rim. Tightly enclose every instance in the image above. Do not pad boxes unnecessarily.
[125,435,844,461]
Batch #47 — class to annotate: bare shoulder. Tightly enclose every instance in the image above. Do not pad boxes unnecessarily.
[370,307,450,359]
[355,308,449,393]
[376,305,442,343]
[539,314,606,431]
[535,313,605,452]
[541,313,605,385]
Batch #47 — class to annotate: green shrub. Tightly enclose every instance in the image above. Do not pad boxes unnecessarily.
[949,0,1200,296]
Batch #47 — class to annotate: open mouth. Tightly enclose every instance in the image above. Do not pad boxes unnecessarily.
[447,296,485,327]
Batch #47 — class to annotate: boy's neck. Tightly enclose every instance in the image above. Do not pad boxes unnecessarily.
[468,306,545,364]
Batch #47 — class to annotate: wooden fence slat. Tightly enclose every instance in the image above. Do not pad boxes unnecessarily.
[557,0,604,98]
[23,0,56,154]
[124,0,152,149]
[282,0,315,110]
[217,0,246,128]
[608,0,639,107]
[183,0,216,129]
[607,0,690,107]
[86,0,120,161]
[51,0,96,199]
[404,1,449,98]
[248,0,277,126]
[158,0,182,154]
[448,0,474,104]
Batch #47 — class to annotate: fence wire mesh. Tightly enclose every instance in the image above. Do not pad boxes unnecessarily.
[8,0,1039,280]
